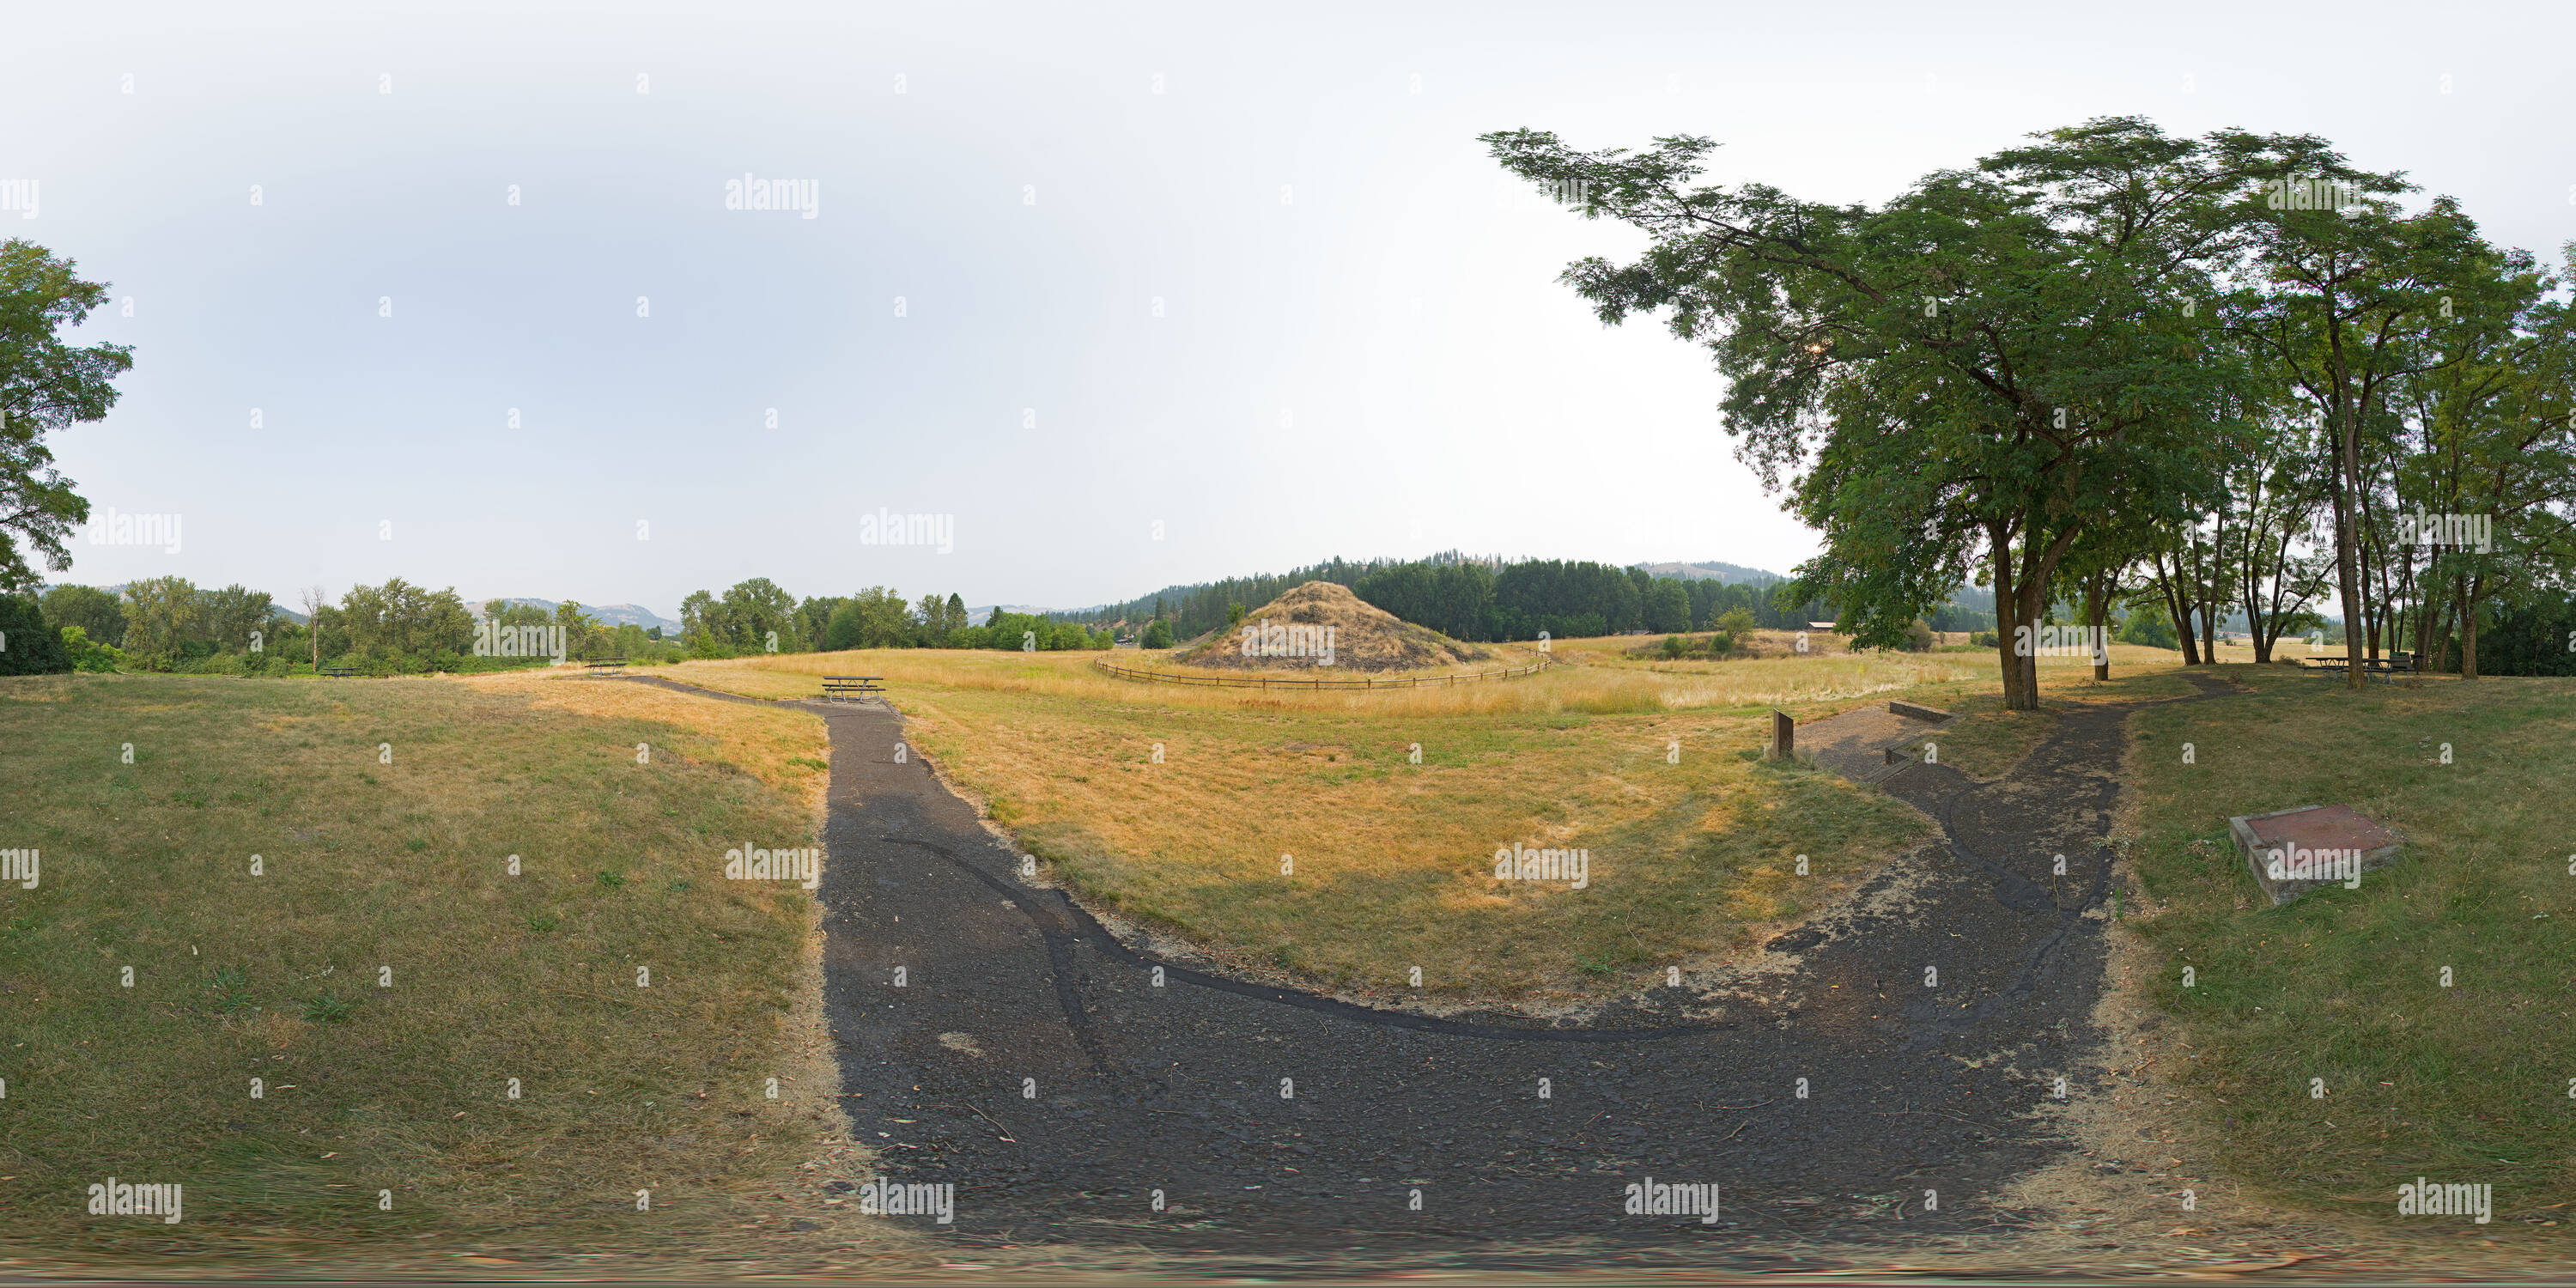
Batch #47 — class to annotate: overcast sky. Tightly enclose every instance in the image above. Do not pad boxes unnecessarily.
[9,0,2569,617]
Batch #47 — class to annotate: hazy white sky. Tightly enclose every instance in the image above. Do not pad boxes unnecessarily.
[9,0,2569,615]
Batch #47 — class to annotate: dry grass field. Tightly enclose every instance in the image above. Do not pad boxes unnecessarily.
[637,638,2204,1003]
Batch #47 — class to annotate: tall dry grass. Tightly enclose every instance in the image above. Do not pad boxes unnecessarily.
[645,641,2020,719]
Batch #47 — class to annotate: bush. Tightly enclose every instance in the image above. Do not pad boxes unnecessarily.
[0,594,71,674]
[58,625,125,672]
[2116,604,2178,651]
[1715,608,1758,638]
[1662,634,1686,659]
[1707,630,1732,655]
[1142,618,1174,649]
[1969,629,2000,648]
[1905,618,1935,652]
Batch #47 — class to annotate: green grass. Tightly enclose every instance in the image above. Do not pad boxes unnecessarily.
[1917,665,2207,781]
[0,671,840,1255]
[2121,664,2576,1218]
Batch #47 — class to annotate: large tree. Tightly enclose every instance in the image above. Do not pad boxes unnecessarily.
[1487,117,2258,707]
[2220,136,2479,687]
[0,240,135,592]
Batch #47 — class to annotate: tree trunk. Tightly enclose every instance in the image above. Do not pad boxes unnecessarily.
[2459,574,2482,680]
[1993,526,2030,710]
[2360,527,2382,663]
[2158,549,2201,666]
[2331,399,2366,690]
[2087,570,2111,681]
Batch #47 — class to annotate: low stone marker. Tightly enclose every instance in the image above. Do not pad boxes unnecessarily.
[2227,805,2403,906]
[1887,700,1954,722]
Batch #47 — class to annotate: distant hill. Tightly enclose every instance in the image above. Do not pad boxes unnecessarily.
[474,598,678,632]
[1635,561,1788,586]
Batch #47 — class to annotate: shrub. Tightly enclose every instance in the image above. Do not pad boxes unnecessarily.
[58,624,125,672]
[1662,634,1686,659]
[1905,618,1935,652]
[0,594,70,674]
[2116,604,2178,650]
[1706,630,1733,655]
[1715,608,1758,638]
[1142,618,1174,649]
[1969,629,2000,648]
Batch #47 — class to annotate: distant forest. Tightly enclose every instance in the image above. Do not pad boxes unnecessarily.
[1054,552,2003,643]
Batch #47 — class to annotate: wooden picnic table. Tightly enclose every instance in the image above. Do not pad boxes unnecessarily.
[822,675,885,702]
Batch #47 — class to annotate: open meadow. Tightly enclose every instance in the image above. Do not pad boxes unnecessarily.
[639,637,2200,1003]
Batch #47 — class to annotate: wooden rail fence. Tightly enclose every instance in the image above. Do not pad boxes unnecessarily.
[1091,656,1551,690]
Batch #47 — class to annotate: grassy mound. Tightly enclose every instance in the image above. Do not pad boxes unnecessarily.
[1175,581,1491,674]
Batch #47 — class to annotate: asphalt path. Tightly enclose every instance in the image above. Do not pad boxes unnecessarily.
[624,672,2239,1253]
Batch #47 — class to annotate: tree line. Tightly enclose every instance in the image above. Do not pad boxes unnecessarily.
[1062,550,1881,645]
[3,578,676,675]
[1490,116,2576,701]
[679,579,1112,655]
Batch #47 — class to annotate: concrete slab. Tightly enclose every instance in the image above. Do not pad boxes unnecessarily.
[2227,804,2404,906]
[1799,704,1954,785]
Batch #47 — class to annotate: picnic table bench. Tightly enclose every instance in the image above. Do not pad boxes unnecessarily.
[822,675,885,702]
[584,657,629,677]
[2300,655,2411,682]
[320,665,359,678]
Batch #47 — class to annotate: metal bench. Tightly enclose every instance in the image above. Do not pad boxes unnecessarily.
[584,657,629,677]
[822,675,885,702]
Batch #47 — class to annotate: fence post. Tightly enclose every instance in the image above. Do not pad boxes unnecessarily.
[1772,709,1795,760]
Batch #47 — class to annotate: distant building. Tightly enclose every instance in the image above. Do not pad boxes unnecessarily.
[1807,621,1838,630]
